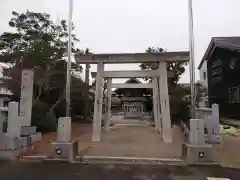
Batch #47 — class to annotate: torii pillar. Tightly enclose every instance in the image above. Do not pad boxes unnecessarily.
[152,77,161,133]
[92,62,104,142]
[158,62,172,143]
[104,77,112,132]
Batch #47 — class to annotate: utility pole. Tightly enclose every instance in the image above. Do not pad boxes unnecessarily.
[65,0,73,117]
[188,0,196,118]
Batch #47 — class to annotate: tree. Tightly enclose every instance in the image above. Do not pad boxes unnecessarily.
[0,11,83,97]
[140,47,187,84]
[180,82,207,108]
[195,82,207,108]
[0,11,91,131]
[0,11,81,63]
[140,47,190,122]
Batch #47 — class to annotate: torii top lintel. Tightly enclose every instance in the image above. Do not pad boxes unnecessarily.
[74,51,189,64]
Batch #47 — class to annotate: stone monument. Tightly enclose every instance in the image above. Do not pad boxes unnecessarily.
[19,69,37,135]
[0,69,42,160]
[196,104,222,144]
[0,102,31,159]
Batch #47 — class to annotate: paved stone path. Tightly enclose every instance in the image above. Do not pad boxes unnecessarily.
[78,125,183,158]
[22,123,184,159]
[0,161,239,180]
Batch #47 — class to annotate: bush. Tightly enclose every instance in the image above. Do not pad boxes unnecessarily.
[170,86,190,124]
[31,100,57,132]
[171,98,190,124]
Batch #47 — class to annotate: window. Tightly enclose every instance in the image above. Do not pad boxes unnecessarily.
[229,86,240,103]
[203,72,206,80]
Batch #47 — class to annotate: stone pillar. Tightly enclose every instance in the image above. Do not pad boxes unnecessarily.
[211,104,220,135]
[0,111,4,133]
[84,64,91,120]
[0,98,4,107]
[57,117,71,142]
[0,99,5,133]
[159,62,172,143]
[152,77,160,133]
[204,104,221,144]
[85,64,90,85]
[19,69,34,126]
[189,119,205,145]
[104,78,112,132]
[92,62,104,141]
[7,102,20,139]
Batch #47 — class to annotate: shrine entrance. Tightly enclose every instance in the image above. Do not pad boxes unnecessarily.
[113,78,149,119]
[123,99,144,119]
[75,52,189,143]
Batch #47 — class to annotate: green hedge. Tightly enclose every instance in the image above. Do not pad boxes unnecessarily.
[31,100,57,132]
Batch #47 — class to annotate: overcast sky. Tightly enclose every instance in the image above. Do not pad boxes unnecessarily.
[1,0,240,84]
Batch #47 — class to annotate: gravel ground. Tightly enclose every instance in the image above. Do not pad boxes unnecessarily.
[0,161,240,180]
[20,122,240,169]
[21,123,184,159]
[78,125,183,158]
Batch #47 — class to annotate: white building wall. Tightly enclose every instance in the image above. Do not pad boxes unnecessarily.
[199,60,208,88]
[198,60,209,107]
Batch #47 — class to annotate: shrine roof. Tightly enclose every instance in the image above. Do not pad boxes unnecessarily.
[113,78,150,95]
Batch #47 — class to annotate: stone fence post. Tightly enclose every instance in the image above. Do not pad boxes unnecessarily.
[211,103,220,135]
[189,119,205,145]
[7,102,21,139]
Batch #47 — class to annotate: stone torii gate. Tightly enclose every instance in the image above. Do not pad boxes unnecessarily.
[75,52,189,143]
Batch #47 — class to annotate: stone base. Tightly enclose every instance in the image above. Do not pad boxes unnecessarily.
[20,126,36,136]
[0,135,31,150]
[0,132,42,160]
[0,135,32,160]
[0,148,26,160]
[30,132,42,143]
[205,134,222,144]
[182,143,215,164]
[49,140,78,162]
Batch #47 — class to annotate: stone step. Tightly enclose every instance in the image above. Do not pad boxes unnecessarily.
[0,147,27,160]
[79,156,185,165]
[20,126,36,136]
[30,132,42,143]
[0,132,42,160]
[21,155,185,165]
[0,133,41,151]
[0,135,31,150]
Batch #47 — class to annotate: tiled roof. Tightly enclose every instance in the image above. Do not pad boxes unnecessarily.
[214,37,240,49]
[198,37,240,69]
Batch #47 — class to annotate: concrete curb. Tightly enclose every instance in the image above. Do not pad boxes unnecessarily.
[20,155,185,165]
[80,156,185,165]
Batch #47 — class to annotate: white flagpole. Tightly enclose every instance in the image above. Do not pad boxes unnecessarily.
[66,0,73,117]
[188,0,196,118]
